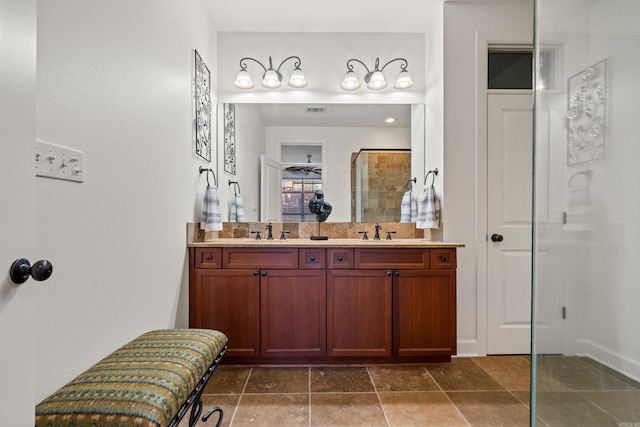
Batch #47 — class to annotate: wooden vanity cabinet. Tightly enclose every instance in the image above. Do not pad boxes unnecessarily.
[261,269,326,357]
[189,245,457,364]
[191,268,260,357]
[190,247,327,359]
[393,269,456,356]
[327,270,392,357]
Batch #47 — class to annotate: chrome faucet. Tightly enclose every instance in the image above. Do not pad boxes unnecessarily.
[374,223,382,240]
[266,222,274,240]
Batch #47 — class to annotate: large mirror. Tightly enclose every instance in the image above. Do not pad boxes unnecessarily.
[222,103,424,222]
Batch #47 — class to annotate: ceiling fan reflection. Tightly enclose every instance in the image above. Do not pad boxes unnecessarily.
[284,154,321,176]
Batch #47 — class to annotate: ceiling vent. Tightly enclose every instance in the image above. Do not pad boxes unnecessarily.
[305,106,325,114]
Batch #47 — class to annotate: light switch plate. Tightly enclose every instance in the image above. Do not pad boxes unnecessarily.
[35,139,84,183]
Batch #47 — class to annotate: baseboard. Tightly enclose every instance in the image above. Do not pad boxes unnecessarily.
[576,339,640,383]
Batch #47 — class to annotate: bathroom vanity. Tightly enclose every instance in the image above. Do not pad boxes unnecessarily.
[188,224,463,365]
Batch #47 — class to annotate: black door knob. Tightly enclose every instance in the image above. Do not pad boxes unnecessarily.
[491,234,504,242]
[9,258,53,284]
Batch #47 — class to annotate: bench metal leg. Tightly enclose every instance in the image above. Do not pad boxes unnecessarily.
[169,346,227,427]
[202,407,223,427]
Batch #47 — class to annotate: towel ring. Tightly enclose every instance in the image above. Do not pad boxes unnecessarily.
[229,180,241,195]
[424,168,439,186]
[199,166,217,187]
[405,177,416,192]
[568,169,593,190]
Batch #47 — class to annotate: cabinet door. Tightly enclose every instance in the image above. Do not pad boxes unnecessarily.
[192,269,260,357]
[261,270,326,357]
[327,270,392,357]
[393,270,456,356]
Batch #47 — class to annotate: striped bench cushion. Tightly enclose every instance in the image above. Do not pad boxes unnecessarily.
[35,329,228,427]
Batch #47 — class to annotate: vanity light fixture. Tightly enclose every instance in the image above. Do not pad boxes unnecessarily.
[233,55,308,89]
[340,57,414,91]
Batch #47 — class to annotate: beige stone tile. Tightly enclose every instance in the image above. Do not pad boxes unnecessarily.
[511,390,531,407]
[330,222,349,238]
[232,393,309,427]
[446,391,530,427]
[537,355,634,391]
[472,355,530,390]
[368,366,440,392]
[244,367,309,394]
[427,358,505,391]
[203,366,251,395]
[379,391,469,426]
[310,393,387,427]
[311,367,375,393]
[534,391,619,426]
[578,390,640,423]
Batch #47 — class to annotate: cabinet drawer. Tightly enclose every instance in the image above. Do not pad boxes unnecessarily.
[430,248,457,269]
[222,248,298,269]
[300,248,326,269]
[194,248,222,268]
[327,248,354,269]
[355,248,430,269]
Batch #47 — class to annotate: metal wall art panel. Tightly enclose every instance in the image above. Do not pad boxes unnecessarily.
[194,49,212,162]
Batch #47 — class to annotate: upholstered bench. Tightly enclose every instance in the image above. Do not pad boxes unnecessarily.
[35,329,228,427]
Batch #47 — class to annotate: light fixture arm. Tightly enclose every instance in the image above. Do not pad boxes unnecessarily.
[238,57,268,73]
[379,58,409,72]
[275,56,302,73]
[346,58,372,74]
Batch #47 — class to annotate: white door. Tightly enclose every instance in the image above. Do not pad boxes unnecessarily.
[0,0,37,423]
[260,155,282,222]
[487,93,533,354]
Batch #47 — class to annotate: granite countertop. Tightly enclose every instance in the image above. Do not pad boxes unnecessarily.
[188,238,464,248]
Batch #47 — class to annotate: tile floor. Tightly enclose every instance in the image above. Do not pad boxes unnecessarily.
[182,355,640,427]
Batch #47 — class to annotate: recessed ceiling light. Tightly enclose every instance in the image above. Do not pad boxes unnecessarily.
[385,117,396,123]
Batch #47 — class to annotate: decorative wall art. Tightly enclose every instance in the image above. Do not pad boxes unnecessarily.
[566,59,607,165]
[194,49,212,162]
[224,103,236,175]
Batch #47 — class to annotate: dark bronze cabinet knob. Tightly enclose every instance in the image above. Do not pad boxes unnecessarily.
[491,234,504,242]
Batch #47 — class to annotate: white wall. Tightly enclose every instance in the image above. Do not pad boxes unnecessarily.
[265,126,411,221]
[35,0,217,400]
[443,1,534,356]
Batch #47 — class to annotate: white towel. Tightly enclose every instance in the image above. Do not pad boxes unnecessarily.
[400,190,417,223]
[230,194,245,222]
[200,185,222,231]
[416,186,441,229]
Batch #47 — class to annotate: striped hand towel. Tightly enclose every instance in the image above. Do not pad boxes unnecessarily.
[400,190,417,223]
[230,194,245,222]
[200,185,222,231]
[416,185,441,229]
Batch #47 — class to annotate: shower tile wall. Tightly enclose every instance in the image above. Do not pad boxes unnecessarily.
[351,151,411,223]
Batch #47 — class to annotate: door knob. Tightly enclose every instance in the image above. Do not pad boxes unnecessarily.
[491,234,504,242]
[9,258,53,284]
